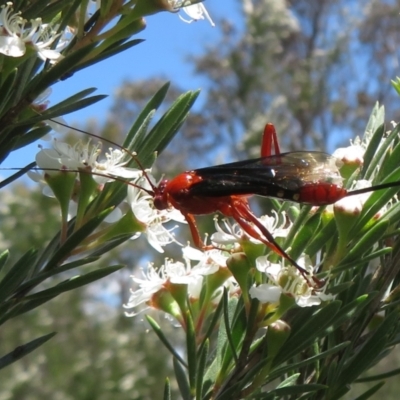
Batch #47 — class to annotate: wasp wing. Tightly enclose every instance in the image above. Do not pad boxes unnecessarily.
[190,151,343,200]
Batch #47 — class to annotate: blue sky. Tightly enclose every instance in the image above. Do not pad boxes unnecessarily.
[52,3,227,121]
[4,1,239,172]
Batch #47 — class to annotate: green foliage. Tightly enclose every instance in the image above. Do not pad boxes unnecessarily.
[0,0,154,162]
[139,105,400,399]
[2,1,400,399]
[0,1,200,396]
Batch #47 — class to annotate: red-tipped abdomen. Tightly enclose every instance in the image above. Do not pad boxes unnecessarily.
[298,183,348,205]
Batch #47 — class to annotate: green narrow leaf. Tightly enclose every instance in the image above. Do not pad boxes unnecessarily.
[221,289,239,365]
[218,296,248,384]
[363,122,400,181]
[87,234,133,257]
[341,219,389,265]
[264,383,328,398]
[4,266,122,321]
[276,373,300,387]
[336,312,398,388]
[139,90,200,162]
[0,162,36,189]
[365,103,384,133]
[75,39,145,72]
[44,207,113,270]
[173,356,191,400]
[7,56,37,110]
[163,378,171,400]
[305,218,337,258]
[123,82,170,149]
[198,296,224,355]
[351,167,400,233]
[32,219,75,274]
[362,123,385,179]
[357,367,400,382]
[378,133,400,181]
[381,201,400,226]
[42,87,99,115]
[124,110,156,165]
[352,382,386,400]
[0,332,56,370]
[283,205,312,249]
[214,380,246,400]
[186,311,197,393]
[275,301,342,363]
[17,256,100,294]
[0,249,38,303]
[196,339,209,400]
[214,297,235,372]
[265,342,349,384]
[23,0,72,21]
[334,248,392,274]
[0,250,9,273]
[12,125,52,150]
[1,295,58,324]
[0,67,18,117]
[18,95,108,126]
[326,295,372,332]
[290,212,321,259]
[145,315,187,367]
[24,265,123,300]
[27,43,97,97]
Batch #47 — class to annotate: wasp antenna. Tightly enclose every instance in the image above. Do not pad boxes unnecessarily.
[47,118,136,158]
[1,166,154,196]
[348,180,400,197]
[46,118,159,193]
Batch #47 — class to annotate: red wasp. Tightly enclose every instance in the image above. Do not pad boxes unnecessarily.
[145,123,400,277]
[11,121,400,278]
[148,124,343,276]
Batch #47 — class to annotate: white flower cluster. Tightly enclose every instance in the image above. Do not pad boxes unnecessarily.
[0,2,67,62]
[124,245,232,316]
[31,138,184,251]
[0,1,214,63]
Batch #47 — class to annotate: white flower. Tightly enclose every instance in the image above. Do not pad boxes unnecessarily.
[183,244,229,275]
[180,3,215,26]
[211,211,291,247]
[36,139,101,170]
[249,284,282,304]
[127,180,186,253]
[168,1,215,26]
[123,259,188,315]
[94,148,143,182]
[210,217,243,246]
[0,2,28,57]
[34,139,142,181]
[252,255,333,307]
[123,246,236,316]
[0,2,66,62]
[182,245,237,303]
[123,254,207,316]
[32,23,63,64]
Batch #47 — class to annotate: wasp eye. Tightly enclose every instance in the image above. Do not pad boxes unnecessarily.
[153,195,167,210]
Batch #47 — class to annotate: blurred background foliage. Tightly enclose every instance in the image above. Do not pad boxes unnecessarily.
[2,0,400,398]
